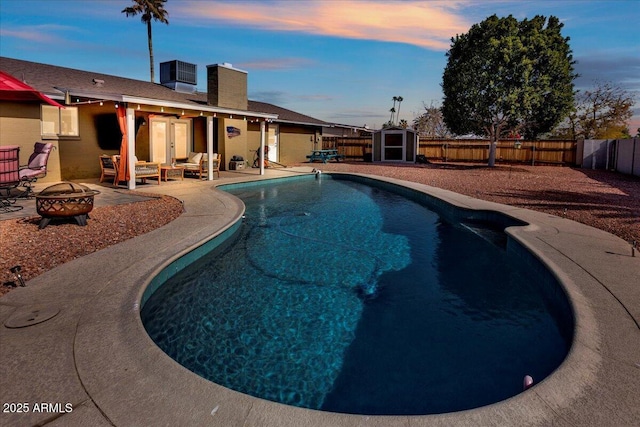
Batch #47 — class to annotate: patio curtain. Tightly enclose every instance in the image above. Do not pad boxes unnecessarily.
[116,106,130,181]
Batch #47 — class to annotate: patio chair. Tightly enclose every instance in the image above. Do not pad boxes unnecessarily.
[99,154,118,184]
[179,152,221,179]
[112,155,161,185]
[0,145,24,212]
[202,153,221,179]
[19,142,53,195]
[133,156,161,184]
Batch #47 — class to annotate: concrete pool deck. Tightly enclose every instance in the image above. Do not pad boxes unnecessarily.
[1,168,638,426]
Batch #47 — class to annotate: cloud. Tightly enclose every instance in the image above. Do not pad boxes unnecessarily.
[295,94,333,102]
[237,57,317,71]
[175,0,471,50]
[0,24,74,44]
[250,90,334,106]
[329,110,388,120]
[250,90,289,105]
[574,54,640,90]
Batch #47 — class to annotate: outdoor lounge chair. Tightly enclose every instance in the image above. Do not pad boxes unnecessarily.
[178,152,221,179]
[19,142,53,195]
[0,145,24,212]
[99,154,118,184]
[132,156,161,184]
[112,155,161,185]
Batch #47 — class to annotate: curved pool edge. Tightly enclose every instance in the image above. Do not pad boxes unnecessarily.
[1,172,638,426]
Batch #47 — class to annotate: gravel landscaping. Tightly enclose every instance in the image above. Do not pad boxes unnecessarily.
[303,162,639,244]
[1,163,638,296]
[0,195,183,295]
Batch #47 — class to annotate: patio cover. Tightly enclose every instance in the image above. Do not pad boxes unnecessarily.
[0,70,64,107]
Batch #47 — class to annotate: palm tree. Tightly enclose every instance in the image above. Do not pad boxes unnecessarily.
[122,0,169,83]
[395,96,404,125]
[391,96,399,123]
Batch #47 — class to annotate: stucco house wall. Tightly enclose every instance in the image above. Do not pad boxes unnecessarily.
[60,103,123,180]
[0,101,62,183]
[246,122,263,167]
[278,124,317,165]
[192,117,207,154]
[134,113,151,162]
[219,118,248,170]
[246,122,319,166]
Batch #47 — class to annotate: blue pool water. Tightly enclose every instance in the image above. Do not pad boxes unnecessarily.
[141,175,572,415]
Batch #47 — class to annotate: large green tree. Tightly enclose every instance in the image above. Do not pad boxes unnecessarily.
[122,0,169,83]
[442,15,576,166]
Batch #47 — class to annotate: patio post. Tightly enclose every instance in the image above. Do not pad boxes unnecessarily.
[207,115,214,181]
[126,107,136,189]
[260,120,266,175]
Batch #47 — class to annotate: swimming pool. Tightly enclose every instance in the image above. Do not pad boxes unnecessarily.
[141,174,573,415]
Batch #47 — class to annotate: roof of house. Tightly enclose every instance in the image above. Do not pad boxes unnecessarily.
[0,56,328,126]
[248,100,327,126]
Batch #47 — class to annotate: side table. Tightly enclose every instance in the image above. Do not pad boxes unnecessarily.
[160,165,185,182]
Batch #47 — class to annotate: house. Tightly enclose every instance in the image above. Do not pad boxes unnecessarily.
[322,123,372,138]
[0,57,330,188]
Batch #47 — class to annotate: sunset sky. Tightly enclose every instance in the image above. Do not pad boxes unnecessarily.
[1,0,638,131]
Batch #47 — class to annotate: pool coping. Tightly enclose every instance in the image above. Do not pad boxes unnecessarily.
[1,170,638,426]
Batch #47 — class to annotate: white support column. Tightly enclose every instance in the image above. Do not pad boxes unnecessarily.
[260,120,266,175]
[126,107,136,190]
[207,116,214,181]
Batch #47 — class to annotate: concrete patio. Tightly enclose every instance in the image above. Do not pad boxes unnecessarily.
[1,166,638,426]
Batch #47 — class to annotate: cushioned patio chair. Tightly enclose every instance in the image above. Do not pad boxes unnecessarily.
[197,153,221,179]
[179,152,221,179]
[112,155,161,185]
[0,145,24,212]
[99,154,118,184]
[19,142,53,196]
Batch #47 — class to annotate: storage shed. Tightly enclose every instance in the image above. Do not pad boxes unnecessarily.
[372,127,418,162]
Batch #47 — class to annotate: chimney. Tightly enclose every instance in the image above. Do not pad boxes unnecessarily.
[207,63,248,110]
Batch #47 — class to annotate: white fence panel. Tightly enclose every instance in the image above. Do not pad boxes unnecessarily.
[580,139,639,177]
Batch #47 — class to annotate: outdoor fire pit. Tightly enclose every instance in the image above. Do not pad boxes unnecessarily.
[36,182,100,229]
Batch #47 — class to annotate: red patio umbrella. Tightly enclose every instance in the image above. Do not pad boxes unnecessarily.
[0,70,64,107]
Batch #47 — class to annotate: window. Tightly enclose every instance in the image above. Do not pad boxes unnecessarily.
[41,105,79,137]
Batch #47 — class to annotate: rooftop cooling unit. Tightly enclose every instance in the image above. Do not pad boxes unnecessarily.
[160,60,197,93]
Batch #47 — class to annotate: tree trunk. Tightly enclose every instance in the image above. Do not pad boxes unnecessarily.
[147,21,154,83]
[488,125,498,167]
